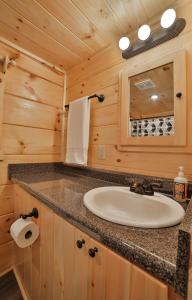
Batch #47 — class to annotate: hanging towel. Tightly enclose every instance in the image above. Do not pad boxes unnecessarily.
[66,96,90,165]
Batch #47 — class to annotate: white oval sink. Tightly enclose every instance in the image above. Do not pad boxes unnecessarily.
[83,187,185,228]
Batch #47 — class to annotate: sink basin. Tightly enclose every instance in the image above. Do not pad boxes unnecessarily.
[83,187,185,228]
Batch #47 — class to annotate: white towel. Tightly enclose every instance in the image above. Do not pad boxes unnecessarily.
[66,96,90,165]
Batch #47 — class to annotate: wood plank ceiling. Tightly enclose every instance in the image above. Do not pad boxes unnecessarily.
[0,0,178,70]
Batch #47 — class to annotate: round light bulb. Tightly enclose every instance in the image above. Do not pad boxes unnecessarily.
[150,94,159,101]
[119,37,130,50]
[138,25,151,41]
[161,9,176,29]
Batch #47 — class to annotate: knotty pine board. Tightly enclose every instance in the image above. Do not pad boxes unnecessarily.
[0,40,64,274]
[67,1,192,180]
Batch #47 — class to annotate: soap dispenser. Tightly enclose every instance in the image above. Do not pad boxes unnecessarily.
[173,166,188,202]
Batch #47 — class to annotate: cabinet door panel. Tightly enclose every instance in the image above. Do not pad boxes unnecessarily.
[106,250,131,300]
[130,265,168,300]
[53,215,75,300]
[88,238,107,300]
[72,228,90,300]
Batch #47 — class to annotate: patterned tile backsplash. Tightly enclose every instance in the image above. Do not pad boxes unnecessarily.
[130,115,174,137]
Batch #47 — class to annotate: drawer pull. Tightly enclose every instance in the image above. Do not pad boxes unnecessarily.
[76,239,85,248]
[88,247,98,258]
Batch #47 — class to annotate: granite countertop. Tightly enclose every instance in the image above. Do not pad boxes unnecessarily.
[9,163,192,298]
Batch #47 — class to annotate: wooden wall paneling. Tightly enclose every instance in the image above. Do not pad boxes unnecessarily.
[66,2,192,180]
[89,145,192,180]
[91,104,118,127]
[67,63,122,102]
[0,66,5,157]
[5,67,63,108]
[13,54,64,87]
[36,0,107,51]
[0,213,14,245]
[4,154,61,164]
[90,124,119,145]
[0,22,73,69]
[0,2,82,67]
[0,0,184,69]
[0,241,13,275]
[0,185,14,215]
[2,124,61,155]
[0,42,64,86]
[3,0,95,57]
[3,95,61,131]
[0,37,65,277]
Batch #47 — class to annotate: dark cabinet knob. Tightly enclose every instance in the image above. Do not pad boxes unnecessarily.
[88,247,98,258]
[76,239,85,248]
[176,92,182,98]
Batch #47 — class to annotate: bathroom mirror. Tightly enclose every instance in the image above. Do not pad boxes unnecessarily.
[129,63,174,138]
[120,50,186,147]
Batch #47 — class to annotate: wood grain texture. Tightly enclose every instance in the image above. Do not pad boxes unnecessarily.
[3,94,61,131]
[0,213,14,245]
[67,2,192,180]
[2,124,61,155]
[0,0,180,69]
[14,185,173,300]
[0,40,64,275]
[0,241,13,274]
[0,185,14,216]
[130,265,168,300]
[5,67,63,108]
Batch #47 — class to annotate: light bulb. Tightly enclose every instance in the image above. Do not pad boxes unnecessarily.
[161,9,176,29]
[119,37,130,50]
[138,25,151,41]
[150,94,159,101]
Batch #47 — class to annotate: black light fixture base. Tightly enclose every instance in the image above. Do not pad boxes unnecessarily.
[122,18,186,60]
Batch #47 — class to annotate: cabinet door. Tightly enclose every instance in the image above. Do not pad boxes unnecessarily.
[105,249,131,300]
[53,215,75,300]
[130,265,168,300]
[87,238,107,300]
[72,228,90,300]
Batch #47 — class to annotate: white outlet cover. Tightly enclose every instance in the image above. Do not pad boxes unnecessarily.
[98,145,106,160]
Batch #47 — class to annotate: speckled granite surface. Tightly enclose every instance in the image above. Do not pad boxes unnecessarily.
[9,163,192,298]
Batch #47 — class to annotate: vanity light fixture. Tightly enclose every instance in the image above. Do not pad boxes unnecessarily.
[138,25,151,41]
[119,8,186,60]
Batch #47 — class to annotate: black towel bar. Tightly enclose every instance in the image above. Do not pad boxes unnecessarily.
[64,94,105,110]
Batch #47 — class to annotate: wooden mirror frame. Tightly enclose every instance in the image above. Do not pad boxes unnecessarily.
[119,50,187,147]
[0,64,5,160]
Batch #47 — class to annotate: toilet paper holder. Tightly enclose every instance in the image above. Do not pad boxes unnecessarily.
[20,208,39,220]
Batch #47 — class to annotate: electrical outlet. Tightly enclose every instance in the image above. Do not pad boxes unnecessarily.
[98,145,106,160]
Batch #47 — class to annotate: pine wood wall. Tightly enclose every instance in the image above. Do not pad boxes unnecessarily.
[0,41,64,274]
[67,1,192,181]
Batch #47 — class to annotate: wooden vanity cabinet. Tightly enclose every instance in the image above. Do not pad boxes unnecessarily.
[14,185,178,300]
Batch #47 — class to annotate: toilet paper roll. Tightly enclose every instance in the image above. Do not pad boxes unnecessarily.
[10,218,39,248]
